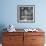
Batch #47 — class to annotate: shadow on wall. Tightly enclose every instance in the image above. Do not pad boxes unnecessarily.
[0,24,7,43]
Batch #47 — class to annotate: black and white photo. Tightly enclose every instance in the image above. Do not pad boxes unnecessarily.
[17,5,35,23]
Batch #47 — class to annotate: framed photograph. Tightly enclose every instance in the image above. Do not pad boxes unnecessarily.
[17,5,35,23]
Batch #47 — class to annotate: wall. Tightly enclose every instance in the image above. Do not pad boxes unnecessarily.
[0,0,46,29]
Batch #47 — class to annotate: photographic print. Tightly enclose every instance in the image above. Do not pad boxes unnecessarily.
[17,5,35,23]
